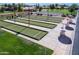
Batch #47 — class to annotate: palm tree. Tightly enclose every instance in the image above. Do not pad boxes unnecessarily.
[68,4,78,15]
[55,4,59,9]
[39,7,42,12]
[0,6,4,13]
[12,3,17,11]
[17,3,23,12]
[49,4,55,10]
[35,4,40,10]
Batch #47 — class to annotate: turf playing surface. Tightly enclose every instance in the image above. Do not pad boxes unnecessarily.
[23,15,64,23]
[0,21,47,40]
[0,29,53,55]
[14,18,57,29]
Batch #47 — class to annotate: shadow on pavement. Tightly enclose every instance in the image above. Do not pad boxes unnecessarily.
[69,22,76,25]
[65,26,74,30]
[58,34,72,44]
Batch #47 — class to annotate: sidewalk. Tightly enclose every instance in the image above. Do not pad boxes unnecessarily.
[39,20,76,54]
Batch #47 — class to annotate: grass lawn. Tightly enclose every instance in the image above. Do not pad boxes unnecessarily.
[15,18,57,29]
[0,29,53,55]
[49,9,77,15]
[49,9,71,15]
[0,11,13,14]
[0,21,47,40]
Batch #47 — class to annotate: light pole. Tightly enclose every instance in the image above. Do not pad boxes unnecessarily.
[13,10,16,22]
[28,7,31,27]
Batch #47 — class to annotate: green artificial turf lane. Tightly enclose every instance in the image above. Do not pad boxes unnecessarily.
[0,21,47,40]
[21,28,47,40]
[0,21,24,32]
[15,18,57,29]
[24,15,64,23]
[48,17,64,23]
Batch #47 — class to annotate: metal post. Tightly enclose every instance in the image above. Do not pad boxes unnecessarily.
[28,7,31,27]
[47,8,49,21]
[13,11,15,21]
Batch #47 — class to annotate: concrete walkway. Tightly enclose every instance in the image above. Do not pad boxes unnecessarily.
[39,19,76,55]
[3,18,76,55]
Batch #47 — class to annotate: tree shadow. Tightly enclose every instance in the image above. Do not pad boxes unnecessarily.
[58,34,72,44]
[65,26,74,30]
[69,22,75,25]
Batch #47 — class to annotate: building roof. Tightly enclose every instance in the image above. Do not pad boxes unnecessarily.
[23,6,35,10]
